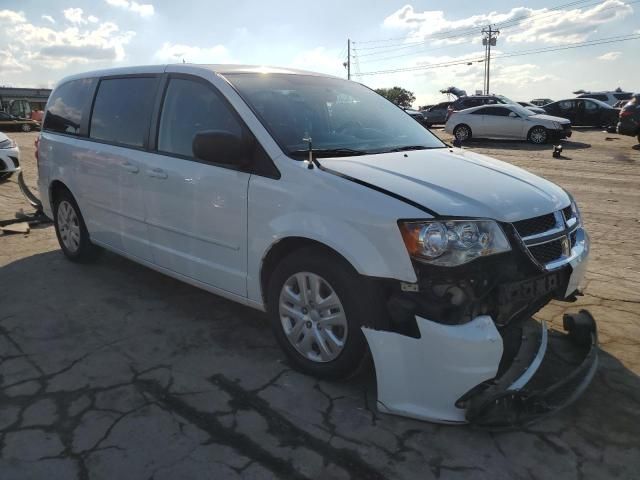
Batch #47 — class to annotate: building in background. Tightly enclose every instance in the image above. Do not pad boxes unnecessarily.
[0,87,52,119]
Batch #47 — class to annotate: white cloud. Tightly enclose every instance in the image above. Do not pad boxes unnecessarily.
[63,8,87,25]
[105,0,155,17]
[41,15,55,24]
[383,1,633,46]
[154,42,232,63]
[0,9,26,24]
[597,51,622,61]
[0,9,135,71]
[0,49,31,74]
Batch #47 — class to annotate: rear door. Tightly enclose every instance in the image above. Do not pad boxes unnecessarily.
[139,75,251,296]
[81,75,160,259]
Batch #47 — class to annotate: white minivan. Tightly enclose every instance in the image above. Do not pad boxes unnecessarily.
[38,64,597,425]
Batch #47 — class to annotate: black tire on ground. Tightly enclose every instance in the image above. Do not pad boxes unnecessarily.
[53,188,101,262]
[21,124,32,132]
[528,126,548,144]
[0,172,13,181]
[453,124,472,142]
[266,246,386,379]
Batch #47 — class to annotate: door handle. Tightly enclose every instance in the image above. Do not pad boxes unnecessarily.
[120,161,139,173]
[147,168,168,179]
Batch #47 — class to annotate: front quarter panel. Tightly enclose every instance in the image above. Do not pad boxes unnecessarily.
[246,157,426,305]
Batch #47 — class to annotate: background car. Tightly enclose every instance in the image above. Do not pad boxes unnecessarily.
[444,103,571,144]
[421,101,452,126]
[404,107,429,127]
[447,95,543,121]
[543,98,619,127]
[530,98,554,106]
[575,90,633,106]
[517,101,546,114]
[0,111,41,132]
[0,131,20,181]
[617,93,639,142]
[543,98,620,128]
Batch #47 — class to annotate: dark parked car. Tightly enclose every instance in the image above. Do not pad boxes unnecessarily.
[543,98,619,128]
[421,101,452,126]
[0,111,41,132]
[530,98,553,106]
[404,108,429,127]
[617,94,639,142]
[446,95,515,121]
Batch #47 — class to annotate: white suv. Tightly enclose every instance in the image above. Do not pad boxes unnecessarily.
[37,64,596,425]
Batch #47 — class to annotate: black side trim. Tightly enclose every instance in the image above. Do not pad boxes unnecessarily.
[316,164,439,217]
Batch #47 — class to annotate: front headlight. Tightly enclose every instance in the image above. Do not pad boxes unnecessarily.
[552,121,561,129]
[399,219,511,266]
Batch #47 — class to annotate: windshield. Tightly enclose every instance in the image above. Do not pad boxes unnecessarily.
[224,73,446,157]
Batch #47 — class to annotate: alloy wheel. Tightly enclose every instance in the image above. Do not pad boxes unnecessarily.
[278,272,348,363]
[57,200,81,253]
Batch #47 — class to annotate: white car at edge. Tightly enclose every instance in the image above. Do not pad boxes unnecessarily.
[0,131,20,180]
[445,103,572,144]
[36,64,595,426]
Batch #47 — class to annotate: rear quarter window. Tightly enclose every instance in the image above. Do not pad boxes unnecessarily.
[43,78,96,136]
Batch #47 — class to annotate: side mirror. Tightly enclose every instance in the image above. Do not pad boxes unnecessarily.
[509,112,518,117]
[192,130,253,167]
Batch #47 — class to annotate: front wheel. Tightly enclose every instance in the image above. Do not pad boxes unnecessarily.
[528,126,548,144]
[266,247,383,379]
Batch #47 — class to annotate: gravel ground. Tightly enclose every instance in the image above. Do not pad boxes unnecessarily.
[1,129,639,480]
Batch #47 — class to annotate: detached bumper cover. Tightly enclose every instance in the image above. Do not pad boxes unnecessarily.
[363,311,597,427]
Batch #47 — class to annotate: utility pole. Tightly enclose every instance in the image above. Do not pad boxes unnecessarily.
[482,26,499,94]
[347,38,351,80]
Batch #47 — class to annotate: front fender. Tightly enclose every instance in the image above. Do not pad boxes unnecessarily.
[246,170,424,306]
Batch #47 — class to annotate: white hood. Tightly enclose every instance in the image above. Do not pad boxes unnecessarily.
[530,113,570,124]
[321,148,570,222]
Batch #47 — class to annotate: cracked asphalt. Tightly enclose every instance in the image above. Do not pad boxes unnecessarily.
[1,130,639,479]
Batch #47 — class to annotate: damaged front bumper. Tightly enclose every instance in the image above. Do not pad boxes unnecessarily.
[363,222,596,427]
[363,311,597,428]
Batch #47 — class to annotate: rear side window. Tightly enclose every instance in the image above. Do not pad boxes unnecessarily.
[43,78,96,136]
[90,77,157,148]
[157,78,243,159]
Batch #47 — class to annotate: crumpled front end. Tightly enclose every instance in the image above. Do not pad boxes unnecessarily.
[363,205,597,427]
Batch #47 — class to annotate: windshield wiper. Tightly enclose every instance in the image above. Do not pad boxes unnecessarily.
[380,145,443,153]
[289,148,368,158]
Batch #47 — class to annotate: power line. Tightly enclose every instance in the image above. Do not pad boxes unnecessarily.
[357,33,640,76]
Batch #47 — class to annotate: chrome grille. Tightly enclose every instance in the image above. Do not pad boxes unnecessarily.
[512,213,556,238]
[513,206,578,269]
[529,239,564,265]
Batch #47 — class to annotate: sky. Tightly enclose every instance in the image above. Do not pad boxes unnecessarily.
[0,0,638,107]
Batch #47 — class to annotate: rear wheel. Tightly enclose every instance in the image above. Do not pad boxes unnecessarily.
[267,247,384,379]
[528,126,548,144]
[53,189,101,262]
[453,124,472,142]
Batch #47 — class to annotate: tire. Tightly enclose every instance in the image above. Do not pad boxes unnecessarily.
[0,172,13,181]
[528,126,548,144]
[453,124,472,142]
[53,189,101,262]
[21,123,32,132]
[266,247,385,379]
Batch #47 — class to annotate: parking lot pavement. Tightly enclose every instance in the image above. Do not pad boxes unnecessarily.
[1,130,639,479]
